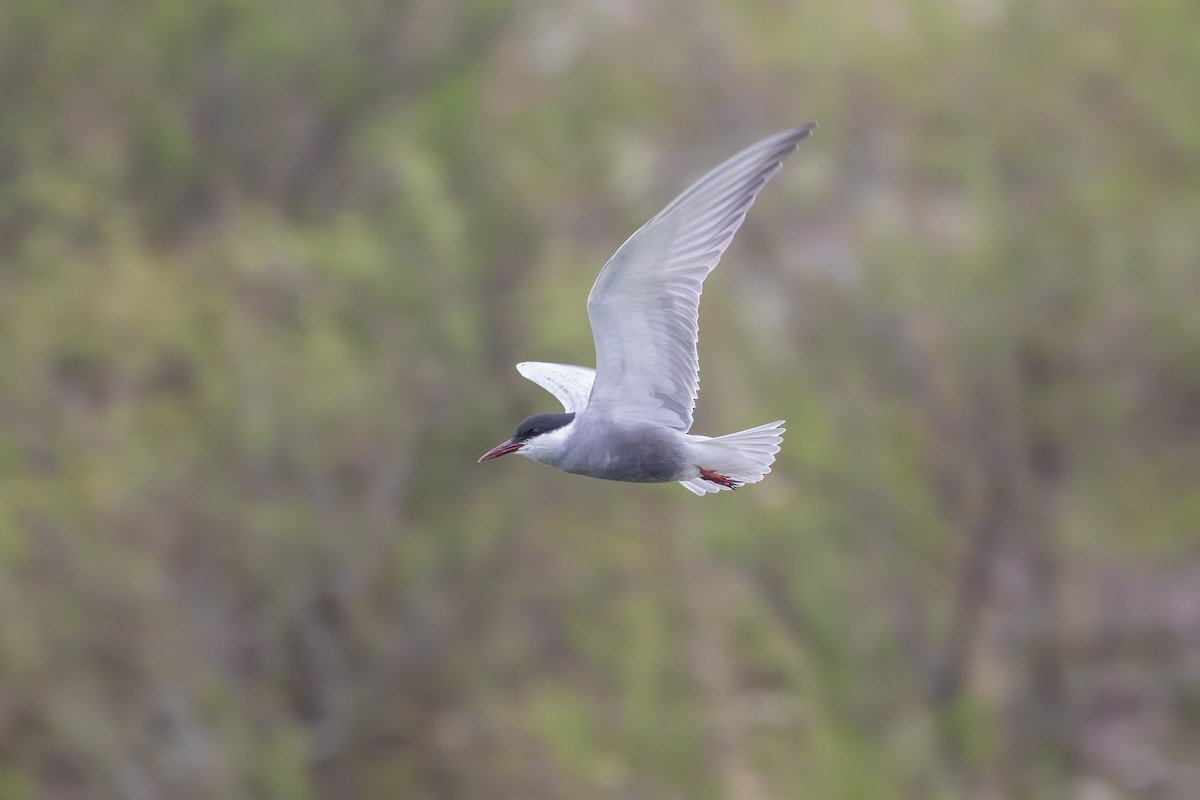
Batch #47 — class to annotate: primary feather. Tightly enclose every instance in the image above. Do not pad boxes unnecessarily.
[583,124,816,431]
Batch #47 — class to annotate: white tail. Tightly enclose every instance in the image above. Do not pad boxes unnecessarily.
[678,420,786,495]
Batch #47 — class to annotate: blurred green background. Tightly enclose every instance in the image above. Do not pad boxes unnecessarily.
[2,0,1199,798]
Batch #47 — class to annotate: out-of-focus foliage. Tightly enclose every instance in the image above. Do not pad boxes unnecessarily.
[1,0,1198,797]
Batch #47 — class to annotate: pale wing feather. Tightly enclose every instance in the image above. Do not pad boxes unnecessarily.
[585,125,815,430]
[515,361,596,412]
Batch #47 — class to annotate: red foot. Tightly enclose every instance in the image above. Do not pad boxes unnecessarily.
[699,468,742,489]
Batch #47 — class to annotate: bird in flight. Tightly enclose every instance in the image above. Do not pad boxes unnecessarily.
[479,124,816,495]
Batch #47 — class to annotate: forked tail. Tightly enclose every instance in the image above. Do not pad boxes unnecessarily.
[678,420,786,495]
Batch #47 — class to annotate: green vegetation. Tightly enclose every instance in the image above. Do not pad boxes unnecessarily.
[1,0,1198,797]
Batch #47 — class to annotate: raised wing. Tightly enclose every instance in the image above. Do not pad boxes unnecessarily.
[516,361,596,412]
[584,125,815,430]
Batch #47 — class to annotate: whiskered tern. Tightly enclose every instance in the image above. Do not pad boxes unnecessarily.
[479,125,816,495]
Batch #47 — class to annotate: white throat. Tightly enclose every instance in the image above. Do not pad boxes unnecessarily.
[518,418,577,466]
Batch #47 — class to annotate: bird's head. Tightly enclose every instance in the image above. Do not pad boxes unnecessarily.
[478,412,577,463]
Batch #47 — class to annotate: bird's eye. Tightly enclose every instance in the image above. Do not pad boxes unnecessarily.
[530,428,541,436]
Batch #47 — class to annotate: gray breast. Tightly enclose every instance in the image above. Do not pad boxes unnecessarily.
[558,415,688,483]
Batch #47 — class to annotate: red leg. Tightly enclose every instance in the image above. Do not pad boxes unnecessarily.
[699,468,742,489]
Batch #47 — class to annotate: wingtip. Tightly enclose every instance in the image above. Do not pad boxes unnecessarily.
[777,123,816,150]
